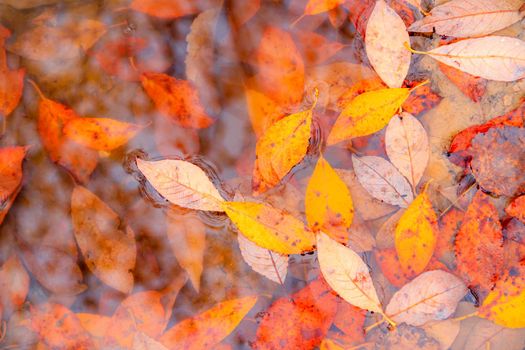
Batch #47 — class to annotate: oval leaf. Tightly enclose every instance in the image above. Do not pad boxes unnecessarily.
[71,186,136,294]
[136,158,225,212]
[317,232,382,313]
[385,270,467,326]
[385,112,429,188]
[327,88,410,145]
[365,0,411,88]
[223,201,315,255]
[351,155,414,207]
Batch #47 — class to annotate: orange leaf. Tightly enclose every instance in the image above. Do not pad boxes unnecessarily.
[506,195,525,224]
[304,0,347,15]
[0,254,29,317]
[254,26,304,107]
[455,191,504,293]
[435,208,463,262]
[141,72,214,128]
[160,296,257,348]
[63,117,145,151]
[129,0,214,19]
[244,88,284,137]
[254,279,338,349]
[30,81,98,183]
[27,303,95,350]
[0,25,24,118]
[0,146,27,203]
[294,31,345,66]
[332,302,366,344]
[438,62,487,102]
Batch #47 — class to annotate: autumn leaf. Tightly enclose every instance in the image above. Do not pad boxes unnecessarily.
[254,279,338,349]
[332,302,366,344]
[435,207,463,262]
[166,209,206,291]
[305,155,354,243]
[223,201,315,255]
[385,112,429,190]
[253,109,312,194]
[294,31,345,66]
[133,332,169,350]
[370,323,442,349]
[0,254,29,317]
[408,0,525,38]
[385,270,467,326]
[408,37,525,81]
[351,155,414,207]
[303,0,347,15]
[30,81,98,184]
[317,232,383,314]
[327,87,411,145]
[455,191,504,292]
[71,185,136,294]
[438,62,487,103]
[365,0,411,88]
[0,25,24,121]
[478,264,525,328]
[27,303,95,350]
[129,0,216,19]
[245,88,284,137]
[238,232,288,284]
[160,296,257,348]
[254,26,304,107]
[395,190,438,276]
[76,313,111,345]
[0,146,27,204]
[506,195,525,224]
[136,158,225,211]
[140,72,214,128]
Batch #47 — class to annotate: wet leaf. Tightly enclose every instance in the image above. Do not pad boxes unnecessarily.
[317,232,382,313]
[0,26,24,119]
[506,195,525,224]
[385,112,429,189]
[7,19,106,61]
[395,190,438,276]
[303,0,347,15]
[371,323,441,350]
[63,117,145,152]
[413,36,525,81]
[0,254,29,317]
[327,88,410,145]
[421,319,461,350]
[71,185,136,294]
[133,332,169,350]
[130,0,216,19]
[254,279,338,350]
[351,155,414,208]
[136,158,225,212]
[76,313,111,341]
[31,85,98,183]
[408,0,525,38]
[305,155,354,243]
[402,83,442,116]
[294,31,345,66]
[455,191,504,292]
[438,62,487,103]
[469,126,525,196]
[365,0,411,88]
[479,264,525,328]
[332,302,366,343]
[0,146,27,204]
[245,88,284,137]
[166,209,206,291]
[385,270,467,326]
[237,232,288,284]
[435,208,463,262]
[140,72,214,128]
[252,110,312,194]
[160,296,257,348]
[27,303,95,350]
[254,26,304,106]
[223,201,315,255]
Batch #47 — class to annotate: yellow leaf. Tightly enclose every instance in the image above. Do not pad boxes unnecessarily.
[327,88,410,145]
[253,109,312,194]
[479,265,525,328]
[394,191,437,275]
[305,155,354,243]
[223,201,315,255]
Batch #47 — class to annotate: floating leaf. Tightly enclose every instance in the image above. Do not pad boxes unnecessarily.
[455,191,504,291]
[0,26,24,119]
[332,302,366,343]
[62,118,145,152]
[254,279,338,349]
[395,190,438,275]
[237,233,288,284]
[253,110,312,194]
[385,112,429,189]
[385,270,467,326]
[136,158,225,211]
[166,210,206,291]
[408,0,525,38]
[317,232,382,313]
[71,186,136,294]
[365,0,411,88]
[223,201,315,255]
[351,155,413,207]
[305,155,354,243]
[245,88,284,137]
[327,88,410,145]
[160,296,257,349]
[141,73,214,128]
[0,254,29,317]
[410,37,525,82]
[438,62,487,103]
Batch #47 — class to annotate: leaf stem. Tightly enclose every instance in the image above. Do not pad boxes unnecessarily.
[290,14,305,27]
[409,79,430,93]
[451,311,478,322]
[27,79,45,100]
[404,41,429,56]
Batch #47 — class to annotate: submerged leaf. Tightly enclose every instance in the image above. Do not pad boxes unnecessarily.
[0,25,24,118]
[0,146,27,203]
[0,254,29,317]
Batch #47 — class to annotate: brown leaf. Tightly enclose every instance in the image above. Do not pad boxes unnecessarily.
[0,254,29,317]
